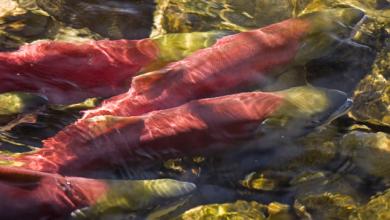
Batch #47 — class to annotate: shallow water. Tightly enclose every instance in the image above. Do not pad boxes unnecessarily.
[0,0,389,219]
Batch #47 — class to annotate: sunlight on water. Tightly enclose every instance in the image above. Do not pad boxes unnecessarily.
[0,0,389,219]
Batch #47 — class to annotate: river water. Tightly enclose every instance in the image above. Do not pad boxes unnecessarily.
[0,0,389,219]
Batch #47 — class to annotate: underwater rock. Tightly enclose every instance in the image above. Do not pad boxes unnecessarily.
[0,92,47,124]
[151,0,311,37]
[151,0,385,37]
[301,0,382,14]
[0,0,104,50]
[341,131,390,178]
[354,189,390,220]
[212,123,344,188]
[286,124,339,169]
[174,200,295,220]
[347,0,390,127]
[36,0,155,40]
[15,0,41,11]
[51,26,102,43]
[0,0,18,17]
[240,171,282,191]
[163,156,205,178]
[239,170,315,193]
[0,166,195,220]
[174,200,268,220]
[296,192,358,220]
[290,170,368,204]
[0,1,58,51]
[350,47,390,127]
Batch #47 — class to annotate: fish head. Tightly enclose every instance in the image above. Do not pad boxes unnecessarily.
[258,86,352,138]
[295,8,365,63]
[71,179,196,219]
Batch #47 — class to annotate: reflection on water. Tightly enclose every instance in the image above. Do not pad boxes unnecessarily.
[0,0,389,219]
[36,0,155,39]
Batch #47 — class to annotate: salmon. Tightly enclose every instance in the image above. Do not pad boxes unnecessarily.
[0,32,225,104]
[0,39,158,104]
[6,9,362,176]
[82,19,309,118]
[11,85,353,176]
[0,166,195,220]
[82,8,364,119]
[12,91,283,175]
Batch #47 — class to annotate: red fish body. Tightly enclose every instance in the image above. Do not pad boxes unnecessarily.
[1,9,362,176]
[0,39,158,104]
[83,18,310,118]
[0,166,195,220]
[0,166,108,220]
[15,91,283,175]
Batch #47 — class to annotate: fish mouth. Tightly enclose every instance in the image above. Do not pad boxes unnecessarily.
[258,86,351,138]
[304,89,352,130]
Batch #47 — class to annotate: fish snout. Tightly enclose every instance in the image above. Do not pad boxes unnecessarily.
[295,8,365,63]
[305,88,352,129]
[259,86,351,137]
[302,8,365,37]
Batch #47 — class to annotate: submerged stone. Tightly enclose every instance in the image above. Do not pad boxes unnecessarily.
[296,192,358,220]
[151,0,385,37]
[36,0,155,39]
[174,200,268,220]
[0,1,56,51]
[51,26,102,43]
[301,0,383,15]
[0,0,102,50]
[287,124,339,169]
[152,0,311,37]
[354,189,390,220]
[174,200,296,220]
[341,131,390,178]
[350,47,390,127]
[240,171,290,191]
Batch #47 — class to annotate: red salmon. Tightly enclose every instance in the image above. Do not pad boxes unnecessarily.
[14,91,283,175]
[0,31,226,104]
[83,18,310,118]
[0,166,195,219]
[0,39,158,104]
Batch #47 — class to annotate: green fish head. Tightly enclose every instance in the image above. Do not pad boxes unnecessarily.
[295,8,365,63]
[259,86,352,137]
[71,179,196,219]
